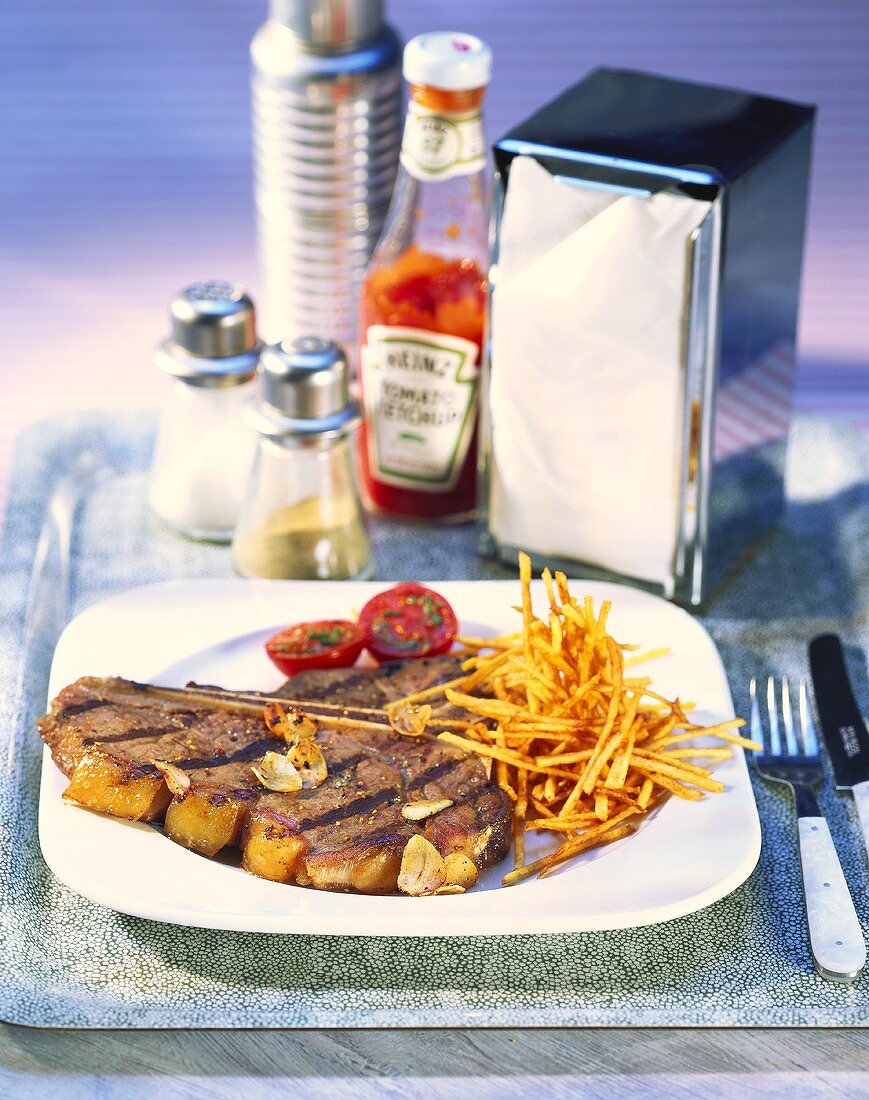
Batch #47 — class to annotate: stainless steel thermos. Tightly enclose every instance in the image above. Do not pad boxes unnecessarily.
[251,0,403,351]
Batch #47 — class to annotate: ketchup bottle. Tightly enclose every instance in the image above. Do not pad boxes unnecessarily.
[358,33,492,521]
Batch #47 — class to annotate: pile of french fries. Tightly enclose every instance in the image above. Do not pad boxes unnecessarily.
[389,553,759,886]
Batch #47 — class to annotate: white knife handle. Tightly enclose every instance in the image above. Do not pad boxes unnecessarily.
[853,780,869,867]
[798,817,866,982]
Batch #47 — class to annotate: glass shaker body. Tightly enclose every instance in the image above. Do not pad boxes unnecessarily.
[148,377,257,543]
[232,434,373,581]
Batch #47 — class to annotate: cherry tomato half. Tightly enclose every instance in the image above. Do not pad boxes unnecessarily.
[265,619,365,678]
[358,583,458,663]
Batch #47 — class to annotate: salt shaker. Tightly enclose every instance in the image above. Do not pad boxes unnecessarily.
[232,336,373,580]
[148,281,262,542]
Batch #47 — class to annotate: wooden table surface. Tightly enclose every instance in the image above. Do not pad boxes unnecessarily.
[2,1025,869,1097]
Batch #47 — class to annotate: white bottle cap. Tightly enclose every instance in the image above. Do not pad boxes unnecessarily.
[403,32,492,91]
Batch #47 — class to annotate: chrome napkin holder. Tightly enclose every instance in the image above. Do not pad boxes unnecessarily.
[478,68,815,605]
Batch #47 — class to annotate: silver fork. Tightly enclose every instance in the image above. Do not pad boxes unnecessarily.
[751,676,865,983]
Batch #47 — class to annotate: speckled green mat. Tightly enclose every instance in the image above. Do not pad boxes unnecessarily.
[1,412,867,1028]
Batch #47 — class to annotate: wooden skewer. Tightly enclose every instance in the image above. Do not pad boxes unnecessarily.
[119,681,397,733]
[117,680,474,736]
[166,682,391,717]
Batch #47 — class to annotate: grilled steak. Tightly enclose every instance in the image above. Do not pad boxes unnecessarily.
[38,660,511,894]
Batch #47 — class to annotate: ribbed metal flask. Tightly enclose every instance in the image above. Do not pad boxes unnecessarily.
[251,0,402,351]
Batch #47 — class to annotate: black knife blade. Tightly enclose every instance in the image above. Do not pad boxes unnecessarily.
[808,633,869,790]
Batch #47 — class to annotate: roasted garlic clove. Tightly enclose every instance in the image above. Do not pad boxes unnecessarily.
[251,750,303,793]
[288,739,328,789]
[397,835,446,897]
[388,702,433,737]
[469,824,494,862]
[151,759,191,797]
[401,798,453,822]
[443,851,478,889]
[263,702,319,745]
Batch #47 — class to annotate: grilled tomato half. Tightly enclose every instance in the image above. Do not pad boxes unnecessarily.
[358,583,458,663]
[265,619,364,677]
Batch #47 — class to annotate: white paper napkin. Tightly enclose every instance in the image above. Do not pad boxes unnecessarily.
[489,155,712,587]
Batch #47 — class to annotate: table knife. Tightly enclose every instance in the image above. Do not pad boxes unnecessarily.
[809,633,869,863]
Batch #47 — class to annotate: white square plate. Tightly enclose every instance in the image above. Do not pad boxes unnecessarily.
[39,578,761,936]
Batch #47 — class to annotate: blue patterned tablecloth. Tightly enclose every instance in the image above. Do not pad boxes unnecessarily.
[0,411,867,1028]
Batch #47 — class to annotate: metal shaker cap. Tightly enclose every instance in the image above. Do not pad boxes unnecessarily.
[248,336,362,439]
[156,280,262,385]
[270,0,384,48]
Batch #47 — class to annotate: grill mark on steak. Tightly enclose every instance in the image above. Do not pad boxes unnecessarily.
[60,698,111,720]
[322,751,371,776]
[298,786,403,829]
[85,724,188,745]
[83,707,202,745]
[132,736,286,777]
[410,758,464,788]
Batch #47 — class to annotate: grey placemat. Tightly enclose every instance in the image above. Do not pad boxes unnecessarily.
[1,411,868,1029]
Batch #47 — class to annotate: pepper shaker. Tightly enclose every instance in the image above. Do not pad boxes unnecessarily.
[148,281,262,542]
[232,336,374,580]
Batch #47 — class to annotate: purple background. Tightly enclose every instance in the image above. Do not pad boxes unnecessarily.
[1,0,867,491]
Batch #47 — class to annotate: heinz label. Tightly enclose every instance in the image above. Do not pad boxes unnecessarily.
[361,325,479,491]
[400,101,486,181]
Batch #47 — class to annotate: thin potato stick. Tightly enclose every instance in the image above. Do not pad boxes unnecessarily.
[580,692,640,797]
[529,797,556,819]
[655,728,759,751]
[542,567,558,610]
[519,551,534,658]
[525,814,599,832]
[595,600,612,641]
[503,813,636,885]
[631,767,706,800]
[680,718,747,736]
[637,777,655,809]
[534,749,595,767]
[386,675,466,708]
[455,633,522,650]
[530,638,577,680]
[507,659,563,702]
[632,748,722,777]
[659,747,733,761]
[444,689,524,720]
[537,823,636,880]
[459,649,516,692]
[623,647,670,667]
[513,770,528,869]
[574,682,623,795]
[504,714,602,730]
[436,732,580,781]
[604,719,636,790]
[630,758,725,792]
[551,673,603,717]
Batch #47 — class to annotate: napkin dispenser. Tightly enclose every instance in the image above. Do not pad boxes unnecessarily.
[479,68,815,604]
